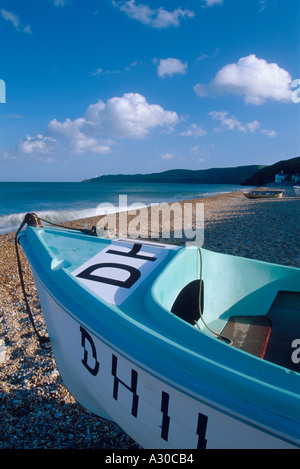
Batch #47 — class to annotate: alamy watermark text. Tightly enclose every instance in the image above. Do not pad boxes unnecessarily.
[95,195,204,245]
[291,79,300,103]
[0,79,6,103]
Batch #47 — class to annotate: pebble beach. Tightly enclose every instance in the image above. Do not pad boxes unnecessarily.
[0,187,299,449]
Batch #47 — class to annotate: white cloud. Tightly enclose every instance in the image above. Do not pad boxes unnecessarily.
[153,7,194,28]
[1,9,19,28]
[18,134,58,154]
[196,54,209,62]
[180,123,207,137]
[53,0,69,6]
[247,120,261,133]
[3,93,179,160]
[113,0,194,28]
[209,111,248,132]
[193,83,209,98]
[209,110,277,137]
[261,129,277,138]
[48,117,85,140]
[204,0,223,6]
[83,93,179,139]
[23,25,32,34]
[92,67,121,76]
[2,113,24,119]
[92,68,104,76]
[194,55,293,105]
[1,134,59,160]
[48,117,111,154]
[92,60,143,76]
[259,0,268,12]
[161,152,173,160]
[157,58,187,78]
[72,137,112,154]
[212,55,293,104]
[1,9,31,33]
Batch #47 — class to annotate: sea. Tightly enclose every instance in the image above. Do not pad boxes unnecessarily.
[0,181,245,234]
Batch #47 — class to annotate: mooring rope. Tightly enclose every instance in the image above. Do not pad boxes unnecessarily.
[15,217,50,348]
[14,212,97,348]
[194,243,233,345]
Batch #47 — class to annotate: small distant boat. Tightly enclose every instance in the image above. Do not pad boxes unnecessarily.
[294,186,300,196]
[243,189,283,199]
[16,213,300,449]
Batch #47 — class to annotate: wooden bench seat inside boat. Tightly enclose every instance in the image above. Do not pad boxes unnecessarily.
[221,291,300,372]
[221,316,271,358]
[171,280,299,372]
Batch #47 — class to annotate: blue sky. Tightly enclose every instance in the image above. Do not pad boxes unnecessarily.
[0,0,299,181]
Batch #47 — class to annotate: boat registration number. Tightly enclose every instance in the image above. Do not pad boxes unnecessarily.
[72,239,170,305]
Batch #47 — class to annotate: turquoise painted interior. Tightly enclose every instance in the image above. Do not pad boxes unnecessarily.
[151,244,300,334]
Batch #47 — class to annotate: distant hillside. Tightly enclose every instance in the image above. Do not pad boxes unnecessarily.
[83,165,264,185]
[242,157,300,186]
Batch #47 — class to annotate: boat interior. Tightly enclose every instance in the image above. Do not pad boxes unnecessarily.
[152,246,300,372]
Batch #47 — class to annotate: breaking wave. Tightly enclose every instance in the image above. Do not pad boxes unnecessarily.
[0,206,103,234]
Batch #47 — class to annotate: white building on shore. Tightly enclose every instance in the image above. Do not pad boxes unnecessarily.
[275,171,287,183]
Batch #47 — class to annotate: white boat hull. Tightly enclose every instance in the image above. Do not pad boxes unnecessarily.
[33,272,297,449]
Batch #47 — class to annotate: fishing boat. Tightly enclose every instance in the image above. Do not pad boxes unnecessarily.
[294,186,300,196]
[16,213,300,449]
[243,189,283,199]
